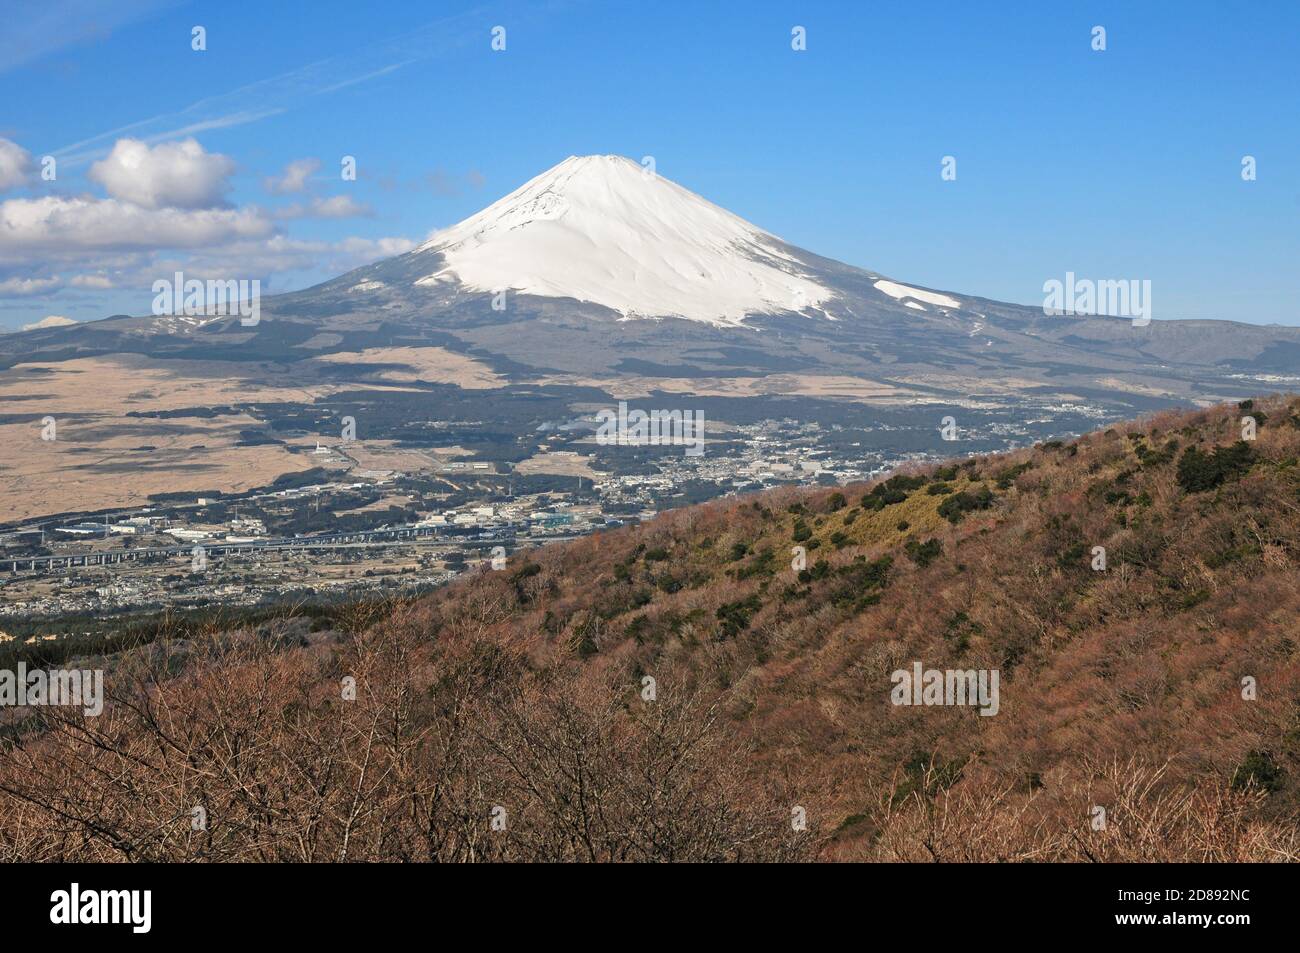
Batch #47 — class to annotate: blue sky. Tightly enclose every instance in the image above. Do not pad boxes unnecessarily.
[1,0,1298,330]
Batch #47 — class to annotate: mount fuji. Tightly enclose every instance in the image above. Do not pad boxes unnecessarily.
[411,154,839,327]
[6,154,1299,413]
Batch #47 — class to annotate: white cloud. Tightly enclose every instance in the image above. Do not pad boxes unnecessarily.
[265,157,320,194]
[0,134,413,309]
[88,138,236,209]
[69,274,114,289]
[0,233,417,309]
[56,109,285,168]
[0,138,32,191]
[275,195,372,220]
[0,195,274,261]
[332,236,417,260]
[0,276,61,295]
[163,234,417,280]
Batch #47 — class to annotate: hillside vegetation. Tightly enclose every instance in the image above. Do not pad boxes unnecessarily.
[3,396,1300,861]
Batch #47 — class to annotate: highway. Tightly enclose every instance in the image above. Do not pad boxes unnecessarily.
[5,524,582,574]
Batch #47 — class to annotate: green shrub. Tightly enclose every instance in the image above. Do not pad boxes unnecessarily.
[1176,442,1256,493]
[834,555,891,590]
[943,611,983,654]
[904,538,942,567]
[864,474,925,509]
[716,594,763,639]
[1135,439,1178,468]
[734,547,777,580]
[889,751,966,804]
[994,462,1032,489]
[655,573,682,593]
[937,485,995,523]
[797,559,832,584]
[1231,749,1285,794]
[1056,540,1087,569]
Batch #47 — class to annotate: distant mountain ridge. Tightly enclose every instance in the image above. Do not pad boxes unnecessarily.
[4,154,1298,414]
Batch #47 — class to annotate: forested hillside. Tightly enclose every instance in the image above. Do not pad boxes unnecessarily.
[3,396,1299,861]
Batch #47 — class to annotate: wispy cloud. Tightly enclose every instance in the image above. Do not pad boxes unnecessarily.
[53,4,524,167]
[274,195,373,221]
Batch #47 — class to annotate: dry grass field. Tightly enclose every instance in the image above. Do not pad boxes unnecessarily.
[0,346,510,522]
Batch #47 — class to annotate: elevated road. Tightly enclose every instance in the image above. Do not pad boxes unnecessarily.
[4,525,583,574]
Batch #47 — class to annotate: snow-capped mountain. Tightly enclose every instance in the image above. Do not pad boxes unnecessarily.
[327,153,981,334]
[7,153,1299,415]
[410,155,836,326]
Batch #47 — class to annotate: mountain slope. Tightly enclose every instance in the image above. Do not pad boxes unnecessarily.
[3,395,1299,860]
[407,393,1300,859]
[5,154,1297,415]
[411,154,835,326]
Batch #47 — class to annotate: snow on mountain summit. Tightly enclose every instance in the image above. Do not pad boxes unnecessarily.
[414,155,834,326]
